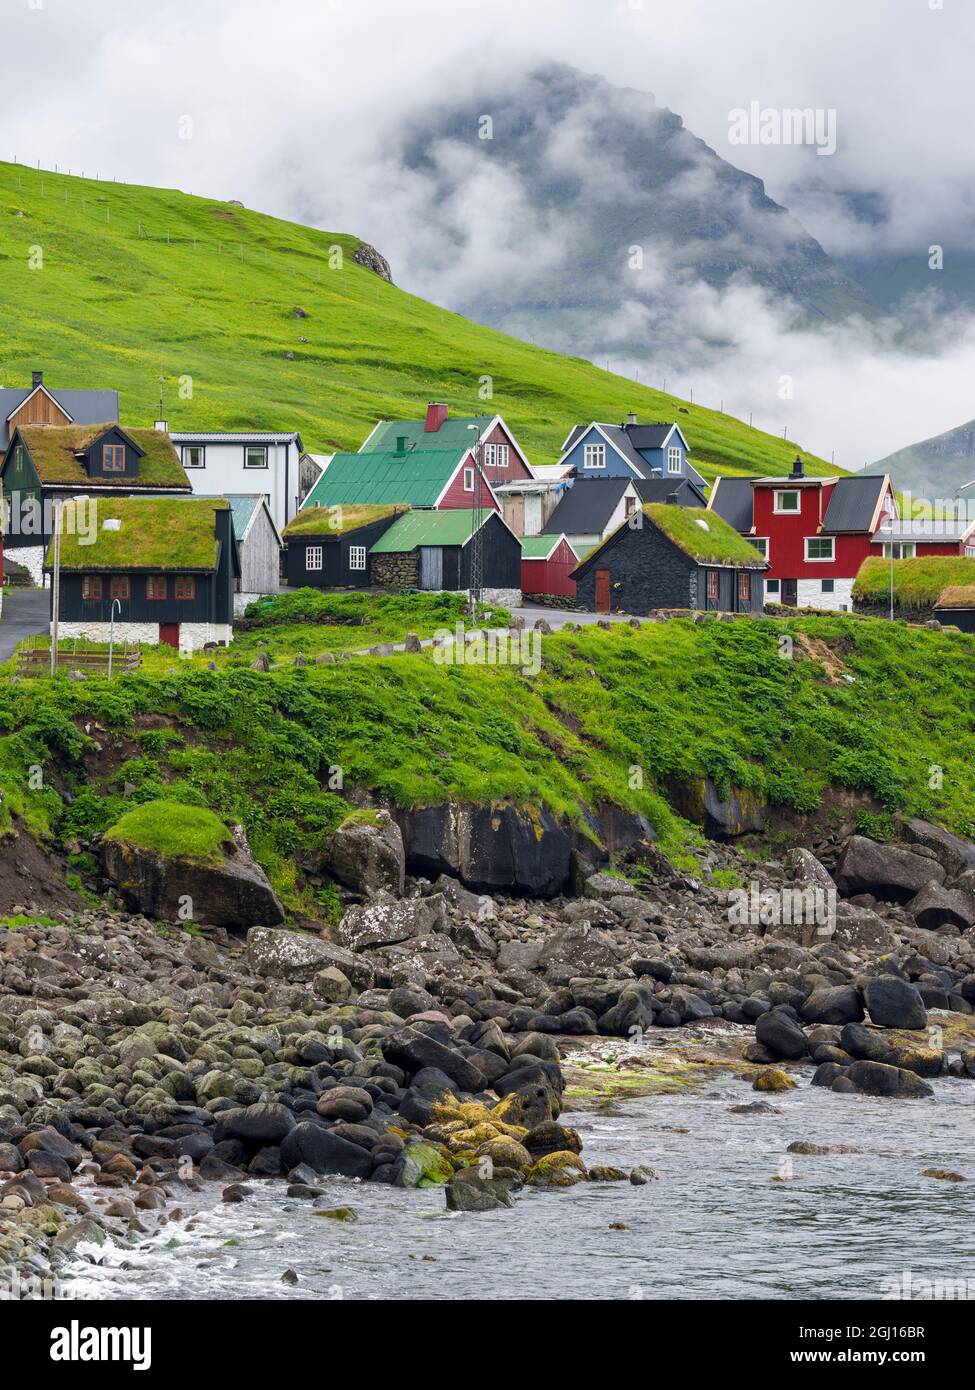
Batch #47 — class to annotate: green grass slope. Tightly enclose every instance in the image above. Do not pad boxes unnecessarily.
[2,613,974,914]
[0,160,836,481]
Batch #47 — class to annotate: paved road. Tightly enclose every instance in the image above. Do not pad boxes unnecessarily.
[511,603,632,628]
[0,588,49,662]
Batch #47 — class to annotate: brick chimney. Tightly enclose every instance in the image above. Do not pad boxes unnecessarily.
[424,402,449,433]
[31,370,43,388]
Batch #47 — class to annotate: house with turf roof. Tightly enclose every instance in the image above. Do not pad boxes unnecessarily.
[0,370,119,450]
[571,503,767,616]
[227,495,283,613]
[369,508,522,604]
[0,423,191,584]
[520,534,579,599]
[44,496,239,651]
[282,503,406,590]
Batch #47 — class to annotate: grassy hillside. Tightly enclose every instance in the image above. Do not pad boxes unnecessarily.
[3,612,975,914]
[0,160,835,481]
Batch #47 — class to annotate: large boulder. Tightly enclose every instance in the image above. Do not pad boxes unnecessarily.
[666,776,766,838]
[338,894,447,952]
[906,882,975,932]
[320,811,405,896]
[536,923,622,978]
[755,1007,808,1059]
[833,836,944,903]
[902,817,975,880]
[831,902,895,955]
[844,1060,934,1099]
[380,1025,485,1093]
[864,976,927,1031]
[398,801,572,897]
[101,814,284,929]
[280,1123,372,1179]
[800,985,864,1026]
[787,847,836,895]
[246,927,365,985]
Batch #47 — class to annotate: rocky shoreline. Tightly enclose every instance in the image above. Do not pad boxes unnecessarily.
[2,814,974,1293]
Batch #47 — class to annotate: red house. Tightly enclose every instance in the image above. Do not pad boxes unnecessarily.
[710,459,898,610]
[520,534,578,598]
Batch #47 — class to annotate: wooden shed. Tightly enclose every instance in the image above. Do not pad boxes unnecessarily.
[520,534,578,598]
[934,585,975,633]
[282,504,406,590]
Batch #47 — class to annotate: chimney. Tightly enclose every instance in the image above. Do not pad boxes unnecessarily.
[154,419,169,433]
[627,411,637,426]
[424,402,449,433]
[790,454,805,480]
[667,490,680,505]
[31,370,43,388]
[394,435,407,456]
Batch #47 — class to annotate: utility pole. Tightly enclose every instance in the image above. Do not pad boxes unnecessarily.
[50,500,62,675]
[467,421,485,619]
[108,598,122,678]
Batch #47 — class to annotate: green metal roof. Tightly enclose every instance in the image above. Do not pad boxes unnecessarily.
[370,508,494,553]
[520,534,575,560]
[301,449,468,508]
[363,417,489,454]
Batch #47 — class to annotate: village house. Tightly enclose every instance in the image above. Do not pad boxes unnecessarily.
[520,534,579,599]
[556,415,708,500]
[0,423,192,584]
[709,459,900,610]
[166,427,304,532]
[368,508,522,605]
[45,496,238,651]
[0,370,119,450]
[539,477,644,558]
[227,495,283,614]
[571,503,767,616]
[361,402,535,486]
[281,504,406,590]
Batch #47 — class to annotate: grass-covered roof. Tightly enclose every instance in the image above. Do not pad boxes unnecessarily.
[936,585,975,610]
[854,556,975,609]
[46,496,227,571]
[19,424,191,489]
[646,504,768,564]
[283,502,407,538]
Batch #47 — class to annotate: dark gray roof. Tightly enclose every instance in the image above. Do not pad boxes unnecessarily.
[634,476,708,507]
[0,386,119,449]
[624,423,680,450]
[541,477,631,534]
[821,475,888,533]
[708,476,756,532]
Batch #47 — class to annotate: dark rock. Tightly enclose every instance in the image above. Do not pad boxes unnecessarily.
[864,976,927,1030]
[445,1167,516,1211]
[320,811,405,896]
[907,882,975,931]
[217,1102,296,1148]
[834,836,945,903]
[755,1006,808,1060]
[399,801,572,897]
[800,986,864,1026]
[279,1122,372,1179]
[380,1026,486,1092]
[845,1060,935,1099]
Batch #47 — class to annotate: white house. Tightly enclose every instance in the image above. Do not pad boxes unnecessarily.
[165,426,304,532]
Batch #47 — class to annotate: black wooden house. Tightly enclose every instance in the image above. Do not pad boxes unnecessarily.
[282,504,406,589]
[572,503,767,615]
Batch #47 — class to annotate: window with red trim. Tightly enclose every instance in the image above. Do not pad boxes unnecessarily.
[82,576,102,600]
[146,576,167,600]
[174,576,196,600]
[110,576,130,600]
[706,571,719,600]
[738,572,751,602]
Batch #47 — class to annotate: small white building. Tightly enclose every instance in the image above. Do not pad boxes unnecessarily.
[165,427,304,532]
[227,495,283,615]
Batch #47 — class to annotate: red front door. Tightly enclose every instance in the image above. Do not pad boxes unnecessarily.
[595,569,611,613]
[159,623,180,649]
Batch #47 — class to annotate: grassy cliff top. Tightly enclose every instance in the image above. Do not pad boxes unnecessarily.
[0,159,838,482]
[103,800,234,864]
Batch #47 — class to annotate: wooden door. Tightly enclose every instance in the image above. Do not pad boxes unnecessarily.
[159,622,180,648]
[418,547,443,591]
[781,578,798,607]
[595,569,611,612]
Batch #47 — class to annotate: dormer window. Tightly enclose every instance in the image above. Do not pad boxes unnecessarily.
[102,444,125,472]
[667,446,682,474]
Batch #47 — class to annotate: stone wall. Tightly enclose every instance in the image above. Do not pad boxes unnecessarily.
[54,621,233,650]
[372,552,418,589]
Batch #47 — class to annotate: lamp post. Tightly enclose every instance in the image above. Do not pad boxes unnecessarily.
[50,499,62,675]
[881,518,895,621]
[466,420,485,620]
[108,597,122,678]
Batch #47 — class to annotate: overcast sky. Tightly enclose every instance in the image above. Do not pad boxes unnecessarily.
[2,0,973,467]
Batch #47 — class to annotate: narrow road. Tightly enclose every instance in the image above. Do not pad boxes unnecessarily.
[0,588,49,662]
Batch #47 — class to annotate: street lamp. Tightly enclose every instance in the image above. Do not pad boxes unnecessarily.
[108,597,122,677]
[881,516,895,621]
[466,420,485,619]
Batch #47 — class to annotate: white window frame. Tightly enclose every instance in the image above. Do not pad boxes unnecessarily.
[305,545,323,571]
[882,541,916,559]
[751,537,769,561]
[584,443,606,469]
[774,490,800,513]
[966,545,975,557]
[667,445,682,474]
[348,545,367,571]
[484,442,509,468]
[804,536,835,562]
[463,467,474,492]
[181,445,205,469]
[244,445,269,469]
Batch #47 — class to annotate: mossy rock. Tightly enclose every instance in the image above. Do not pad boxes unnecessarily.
[588,1165,629,1182]
[753,1068,797,1093]
[312,1206,358,1221]
[527,1150,589,1188]
[397,1140,454,1188]
[475,1136,533,1172]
